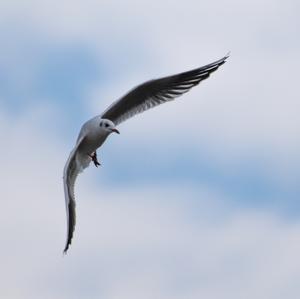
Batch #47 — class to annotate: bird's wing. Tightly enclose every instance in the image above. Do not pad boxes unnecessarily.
[63,134,89,253]
[101,54,229,125]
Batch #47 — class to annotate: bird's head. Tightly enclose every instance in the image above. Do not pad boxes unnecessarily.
[99,119,120,135]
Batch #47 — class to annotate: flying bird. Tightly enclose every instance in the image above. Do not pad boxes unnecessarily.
[63,54,229,253]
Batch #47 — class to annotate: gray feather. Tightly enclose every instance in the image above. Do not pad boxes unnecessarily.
[101,54,229,125]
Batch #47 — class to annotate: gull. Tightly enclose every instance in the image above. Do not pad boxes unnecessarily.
[63,54,229,253]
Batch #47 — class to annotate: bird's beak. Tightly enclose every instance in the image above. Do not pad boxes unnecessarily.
[112,128,120,134]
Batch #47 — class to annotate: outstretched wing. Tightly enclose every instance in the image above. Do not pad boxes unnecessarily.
[63,134,89,253]
[101,54,229,125]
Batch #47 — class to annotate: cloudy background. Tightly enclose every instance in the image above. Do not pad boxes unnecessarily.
[1,0,300,298]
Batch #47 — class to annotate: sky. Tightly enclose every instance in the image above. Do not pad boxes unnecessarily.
[0,0,300,298]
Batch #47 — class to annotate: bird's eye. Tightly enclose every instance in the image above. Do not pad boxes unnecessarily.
[105,123,109,128]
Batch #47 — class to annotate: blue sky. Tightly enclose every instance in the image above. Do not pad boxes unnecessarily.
[1,1,300,298]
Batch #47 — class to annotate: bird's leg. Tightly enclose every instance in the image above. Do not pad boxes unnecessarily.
[88,152,101,167]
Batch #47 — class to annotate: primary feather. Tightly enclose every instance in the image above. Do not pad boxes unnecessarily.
[101,54,229,125]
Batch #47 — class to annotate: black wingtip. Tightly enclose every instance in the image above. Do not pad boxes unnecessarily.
[63,226,74,255]
[63,238,71,254]
[63,244,70,255]
[63,200,76,255]
[224,51,230,61]
[211,52,230,70]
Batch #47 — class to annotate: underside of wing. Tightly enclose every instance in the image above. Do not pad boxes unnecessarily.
[101,54,229,125]
[63,135,88,253]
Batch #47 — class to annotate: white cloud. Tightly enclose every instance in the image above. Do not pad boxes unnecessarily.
[1,0,299,170]
[0,1,300,297]
[58,0,300,185]
[1,104,300,299]
[88,51,300,187]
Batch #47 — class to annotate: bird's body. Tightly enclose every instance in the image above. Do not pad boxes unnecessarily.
[63,54,229,253]
[77,117,111,153]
